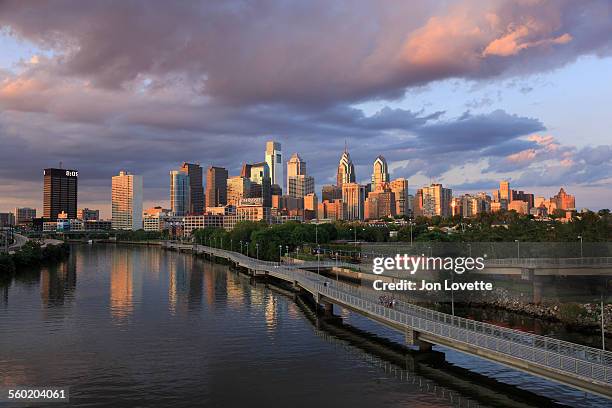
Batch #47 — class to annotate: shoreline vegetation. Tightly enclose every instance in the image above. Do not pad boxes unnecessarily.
[0,241,70,280]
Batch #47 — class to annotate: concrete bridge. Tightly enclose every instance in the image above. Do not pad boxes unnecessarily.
[163,242,612,398]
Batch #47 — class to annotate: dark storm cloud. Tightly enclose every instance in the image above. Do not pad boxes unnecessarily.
[1,0,612,212]
[1,0,612,106]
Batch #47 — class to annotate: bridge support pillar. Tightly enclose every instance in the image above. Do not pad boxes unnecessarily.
[317,298,334,316]
[405,327,433,352]
[417,340,433,352]
[532,276,543,304]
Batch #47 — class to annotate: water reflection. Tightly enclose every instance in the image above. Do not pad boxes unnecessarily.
[40,261,76,308]
[110,249,134,323]
[0,245,609,408]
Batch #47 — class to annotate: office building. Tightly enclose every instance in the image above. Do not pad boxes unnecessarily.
[111,171,143,231]
[322,185,342,202]
[206,166,228,208]
[365,184,396,220]
[227,176,251,207]
[265,140,283,191]
[318,200,344,221]
[499,180,511,203]
[389,178,409,217]
[0,213,15,227]
[342,182,366,220]
[14,207,36,225]
[552,188,575,210]
[371,156,389,188]
[247,162,271,207]
[170,170,191,216]
[337,148,356,186]
[286,153,315,199]
[43,168,78,220]
[180,162,204,215]
[421,183,452,217]
[77,208,99,221]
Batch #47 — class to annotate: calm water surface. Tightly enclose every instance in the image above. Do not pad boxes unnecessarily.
[0,245,609,407]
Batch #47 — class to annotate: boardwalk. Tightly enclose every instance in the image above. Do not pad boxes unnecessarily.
[164,242,612,398]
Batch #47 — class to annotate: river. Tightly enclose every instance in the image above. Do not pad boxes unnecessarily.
[0,245,609,407]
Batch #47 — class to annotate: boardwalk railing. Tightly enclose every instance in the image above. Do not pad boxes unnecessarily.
[173,243,612,392]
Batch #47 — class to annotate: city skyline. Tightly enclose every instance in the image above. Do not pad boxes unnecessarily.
[1,1,612,216]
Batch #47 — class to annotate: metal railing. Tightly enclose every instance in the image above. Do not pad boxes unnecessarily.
[170,242,612,388]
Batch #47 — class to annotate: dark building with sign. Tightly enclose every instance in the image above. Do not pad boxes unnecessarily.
[43,168,78,220]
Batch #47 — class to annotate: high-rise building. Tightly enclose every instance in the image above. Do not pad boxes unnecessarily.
[14,207,36,225]
[499,180,511,203]
[170,170,191,216]
[389,178,409,217]
[365,184,395,220]
[111,171,143,231]
[421,183,452,217]
[337,148,356,186]
[205,166,228,208]
[265,140,283,190]
[227,176,251,207]
[371,155,389,188]
[322,185,342,202]
[552,188,575,210]
[286,153,314,198]
[180,162,204,215]
[0,213,15,227]
[248,162,271,207]
[77,208,99,221]
[287,153,306,177]
[342,183,366,220]
[43,168,78,220]
[304,193,318,220]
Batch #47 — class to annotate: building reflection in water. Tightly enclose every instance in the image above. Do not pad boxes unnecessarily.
[168,254,204,314]
[40,260,76,309]
[264,296,278,334]
[110,248,141,323]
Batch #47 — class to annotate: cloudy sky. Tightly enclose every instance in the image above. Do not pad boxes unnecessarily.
[0,0,611,217]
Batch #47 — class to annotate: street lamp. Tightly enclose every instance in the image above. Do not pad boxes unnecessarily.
[515,239,520,259]
[230,239,233,251]
[278,245,283,265]
[467,243,472,257]
[239,240,243,254]
[577,235,583,258]
[256,243,259,260]
[317,245,321,275]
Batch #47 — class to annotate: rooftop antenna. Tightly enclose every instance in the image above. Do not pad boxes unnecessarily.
[344,139,348,153]
[59,161,63,169]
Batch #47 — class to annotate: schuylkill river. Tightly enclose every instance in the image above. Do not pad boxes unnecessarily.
[0,245,609,408]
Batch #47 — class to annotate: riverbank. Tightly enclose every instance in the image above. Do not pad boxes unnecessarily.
[0,241,70,280]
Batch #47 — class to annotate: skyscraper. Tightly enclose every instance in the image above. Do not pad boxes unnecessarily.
[43,168,78,220]
[227,176,251,206]
[180,162,204,215]
[205,166,228,208]
[337,147,356,186]
[170,170,191,216]
[499,180,511,203]
[247,162,272,207]
[287,153,314,198]
[111,171,143,230]
[265,140,283,190]
[14,207,36,225]
[371,155,389,188]
[342,182,365,220]
[389,178,409,216]
[421,183,452,217]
